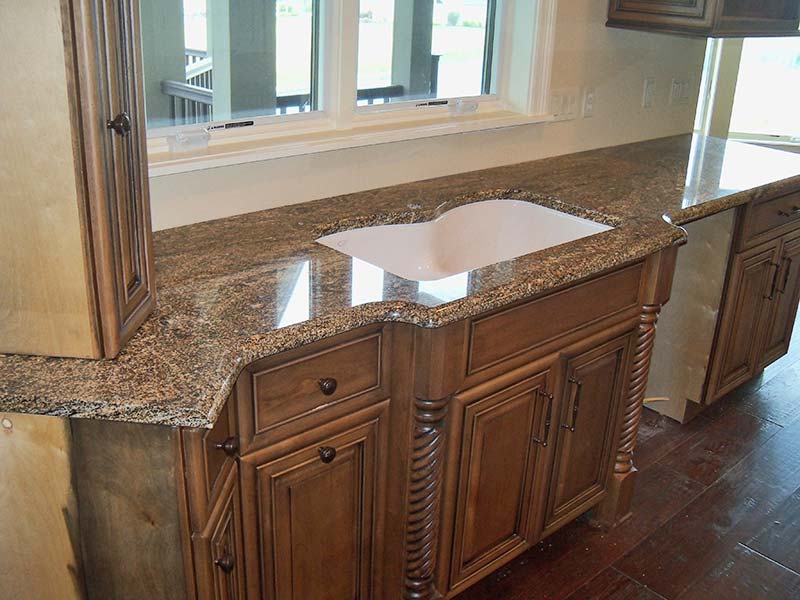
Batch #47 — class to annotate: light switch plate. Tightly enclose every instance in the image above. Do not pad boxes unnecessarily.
[642,77,656,109]
[582,87,595,118]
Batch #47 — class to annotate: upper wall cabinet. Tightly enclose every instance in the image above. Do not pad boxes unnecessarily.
[607,0,800,37]
[0,0,154,359]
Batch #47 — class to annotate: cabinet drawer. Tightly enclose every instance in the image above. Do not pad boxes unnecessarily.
[467,264,643,375]
[183,392,238,531]
[740,190,800,248]
[239,325,389,451]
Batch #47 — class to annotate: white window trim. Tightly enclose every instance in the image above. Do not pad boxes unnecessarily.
[147,0,558,178]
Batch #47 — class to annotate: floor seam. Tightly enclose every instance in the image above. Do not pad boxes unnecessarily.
[610,566,670,600]
[737,542,800,578]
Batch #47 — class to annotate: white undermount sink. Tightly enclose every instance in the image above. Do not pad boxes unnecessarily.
[317,199,613,282]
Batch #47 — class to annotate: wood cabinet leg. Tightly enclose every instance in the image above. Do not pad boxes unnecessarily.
[595,304,660,527]
[404,396,448,600]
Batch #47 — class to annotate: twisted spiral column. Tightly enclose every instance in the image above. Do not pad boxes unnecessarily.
[404,396,449,600]
[615,305,660,475]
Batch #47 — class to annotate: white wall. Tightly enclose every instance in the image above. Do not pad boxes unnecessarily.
[149,0,708,231]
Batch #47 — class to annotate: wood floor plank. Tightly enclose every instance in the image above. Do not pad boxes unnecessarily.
[453,463,704,600]
[733,361,800,427]
[565,568,665,600]
[677,544,800,600]
[747,486,800,573]
[614,416,800,600]
[634,409,711,472]
[657,408,780,486]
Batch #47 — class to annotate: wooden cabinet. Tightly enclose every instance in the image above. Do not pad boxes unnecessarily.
[175,251,676,600]
[0,0,154,359]
[239,402,390,600]
[761,232,800,367]
[544,335,631,533]
[607,0,800,37]
[707,241,780,400]
[448,369,556,591]
[707,204,800,403]
[192,466,247,600]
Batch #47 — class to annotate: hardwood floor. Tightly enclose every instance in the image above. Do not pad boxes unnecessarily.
[455,330,800,600]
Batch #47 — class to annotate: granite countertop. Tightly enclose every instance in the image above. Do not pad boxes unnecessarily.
[2,134,800,428]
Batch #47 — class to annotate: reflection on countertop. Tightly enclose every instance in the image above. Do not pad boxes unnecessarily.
[1,134,799,428]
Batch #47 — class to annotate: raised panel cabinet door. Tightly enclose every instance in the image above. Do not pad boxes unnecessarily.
[240,402,389,600]
[73,0,155,356]
[707,241,780,402]
[760,233,800,368]
[449,370,556,591]
[544,335,631,533]
[193,465,246,600]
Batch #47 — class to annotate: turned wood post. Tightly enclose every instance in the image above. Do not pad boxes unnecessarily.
[403,323,468,600]
[404,396,448,600]
[596,245,679,526]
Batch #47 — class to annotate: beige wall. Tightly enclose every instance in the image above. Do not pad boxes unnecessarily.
[149,0,708,230]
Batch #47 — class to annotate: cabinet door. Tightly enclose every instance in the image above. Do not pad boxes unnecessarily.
[74,0,155,357]
[707,241,780,401]
[449,370,556,590]
[544,335,631,533]
[761,233,800,367]
[194,465,246,600]
[608,0,715,31]
[240,402,388,600]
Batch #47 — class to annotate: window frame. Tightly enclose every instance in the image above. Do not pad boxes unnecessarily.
[146,0,558,176]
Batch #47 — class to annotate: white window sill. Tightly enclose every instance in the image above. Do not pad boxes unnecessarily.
[147,110,552,178]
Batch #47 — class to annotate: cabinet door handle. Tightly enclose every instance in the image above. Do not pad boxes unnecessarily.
[779,257,793,294]
[765,262,781,300]
[562,377,582,432]
[214,554,235,574]
[318,446,337,463]
[318,377,338,396]
[106,111,132,136]
[532,390,554,447]
[214,436,239,457]
[778,206,800,218]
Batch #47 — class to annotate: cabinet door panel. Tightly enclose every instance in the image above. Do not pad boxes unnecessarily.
[450,371,554,589]
[708,242,779,401]
[544,335,630,532]
[761,234,800,367]
[194,466,246,600]
[241,403,388,600]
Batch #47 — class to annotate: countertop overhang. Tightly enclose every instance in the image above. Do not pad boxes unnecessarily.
[2,134,800,428]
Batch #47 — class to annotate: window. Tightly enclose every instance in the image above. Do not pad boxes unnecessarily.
[356,0,498,106]
[728,37,800,141]
[140,0,319,130]
[139,1,555,170]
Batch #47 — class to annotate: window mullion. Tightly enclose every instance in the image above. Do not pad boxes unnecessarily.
[322,0,359,130]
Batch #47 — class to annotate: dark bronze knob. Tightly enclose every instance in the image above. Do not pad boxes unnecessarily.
[106,111,132,136]
[214,436,239,457]
[214,554,235,574]
[318,377,338,396]
[318,446,337,463]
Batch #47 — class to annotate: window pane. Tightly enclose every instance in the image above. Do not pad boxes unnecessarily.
[729,37,800,138]
[140,0,317,130]
[357,0,496,107]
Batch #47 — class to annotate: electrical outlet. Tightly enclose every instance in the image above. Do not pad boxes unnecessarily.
[582,87,595,118]
[642,77,656,109]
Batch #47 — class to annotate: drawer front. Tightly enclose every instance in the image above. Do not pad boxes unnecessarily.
[741,190,800,248]
[467,264,643,375]
[240,326,388,450]
[183,391,238,531]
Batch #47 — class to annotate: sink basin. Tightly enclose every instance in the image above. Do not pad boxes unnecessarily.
[317,199,613,282]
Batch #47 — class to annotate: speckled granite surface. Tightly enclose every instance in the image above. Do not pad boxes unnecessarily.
[2,134,800,428]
